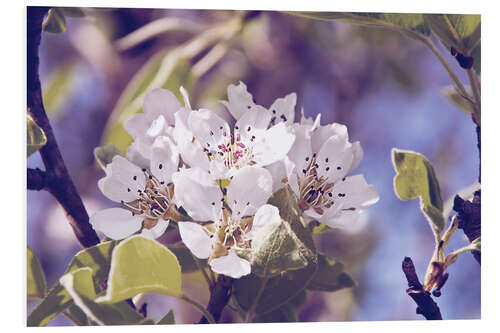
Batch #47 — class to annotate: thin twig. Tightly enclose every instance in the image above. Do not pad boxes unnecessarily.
[27,7,100,248]
[402,257,442,320]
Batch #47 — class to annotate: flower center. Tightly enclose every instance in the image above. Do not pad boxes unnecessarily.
[297,154,337,215]
[203,127,255,170]
[121,169,174,225]
[204,206,254,259]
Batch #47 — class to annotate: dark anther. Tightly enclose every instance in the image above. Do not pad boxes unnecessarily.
[272,109,276,114]
[302,169,307,174]
[326,167,330,171]
[133,176,137,181]
[337,166,342,170]
[127,188,131,192]
[159,164,163,170]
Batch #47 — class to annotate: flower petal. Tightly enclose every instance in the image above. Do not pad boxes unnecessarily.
[311,123,348,154]
[172,107,193,146]
[221,81,256,120]
[178,221,212,259]
[188,109,231,151]
[252,122,295,166]
[98,156,145,203]
[143,88,181,125]
[178,140,210,171]
[126,140,150,170]
[234,106,272,145]
[172,168,222,222]
[209,250,251,279]
[266,157,295,193]
[287,124,313,172]
[90,208,143,240]
[227,166,273,216]
[330,174,380,209]
[124,113,150,139]
[141,219,169,239]
[315,135,353,182]
[348,141,364,174]
[150,136,179,184]
[269,92,296,125]
[247,204,281,240]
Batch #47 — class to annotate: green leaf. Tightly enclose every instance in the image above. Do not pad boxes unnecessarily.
[60,267,147,325]
[27,115,47,157]
[169,244,205,273]
[249,186,317,277]
[96,236,182,303]
[290,12,430,37]
[252,290,306,323]
[156,310,175,324]
[441,85,473,114]
[42,62,77,117]
[233,262,317,315]
[93,143,123,171]
[42,8,66,34]
[391,149,445,238]
[59,7,86,17]
[27,241,117,326]
[424,14,480,53]
[306,254,355,292]
[27,247,47,298]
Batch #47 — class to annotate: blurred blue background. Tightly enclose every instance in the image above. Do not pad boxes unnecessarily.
[27,8,480,324]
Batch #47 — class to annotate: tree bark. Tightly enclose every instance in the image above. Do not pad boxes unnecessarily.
[27,6,100,248]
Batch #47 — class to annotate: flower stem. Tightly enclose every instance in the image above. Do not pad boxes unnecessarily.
[467,69,481,126]
[245,277,270,323]
[193,255,214,288]
[180,295,216,324]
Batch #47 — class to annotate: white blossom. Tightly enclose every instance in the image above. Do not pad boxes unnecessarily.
[220,81,297,127]
[186,107,295,179]
[90,136,180,240]
[124,87,194,167]
[270,121,379,228]
[172,166,277,278]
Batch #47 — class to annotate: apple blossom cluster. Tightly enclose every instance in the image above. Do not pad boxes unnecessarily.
[90,82,379,278]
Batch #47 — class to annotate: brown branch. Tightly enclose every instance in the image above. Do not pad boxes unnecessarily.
[27,167,47,191]
[453,191,481,264]
[27,6,100,248]
[402,257,442,320]
[198,274,233,324]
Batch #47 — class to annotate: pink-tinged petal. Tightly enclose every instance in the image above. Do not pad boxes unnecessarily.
[172,168,222,222]
[90,208,143,240]
[247,204,281,240]
[143,88,181,125]
[124,113,150,139]
[188,109,230,150]
[221,81,256,120]
[252,122,295,166]
[227,166,273,216]
[150,136,179,184]
[209,251,251,278]
[141,219,169,239]
[98,156,145,203]
[300,109,321,130]
[269,92,296,125]
[178,222,212,259]
[311,123,349,154]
